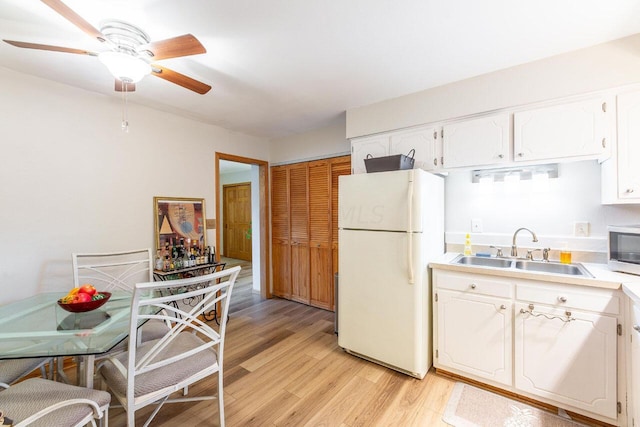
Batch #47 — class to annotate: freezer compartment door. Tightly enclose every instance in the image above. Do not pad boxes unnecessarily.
[338,169,428,232]
[337,229,431,377]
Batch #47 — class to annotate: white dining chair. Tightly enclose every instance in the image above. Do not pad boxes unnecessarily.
[0,357,52,385]
[0,377,110,427]
[72,249,173,342]
[97,266,240,427]
[71,249,172,386]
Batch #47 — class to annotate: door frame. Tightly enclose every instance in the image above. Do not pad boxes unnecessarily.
[215,152,271,299]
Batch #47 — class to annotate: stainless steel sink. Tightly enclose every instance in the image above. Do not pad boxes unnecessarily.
[514,260,593,277]
[453,255,513,268]
[450,255,593,278]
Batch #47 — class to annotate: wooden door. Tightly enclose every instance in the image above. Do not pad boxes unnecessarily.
[309,160,331,310]
[330,157,351,311]
[289,163,310,304]
[271,166,291,298]
[223,183,252,261]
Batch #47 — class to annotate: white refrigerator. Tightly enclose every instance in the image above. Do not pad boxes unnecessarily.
[337,168,444,379]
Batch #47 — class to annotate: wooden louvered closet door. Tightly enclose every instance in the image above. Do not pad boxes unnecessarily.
[288,163,310,304]
[271,166,291,299]
[309,160,332,310]
[330,158,351,310]
[270,155,350,311]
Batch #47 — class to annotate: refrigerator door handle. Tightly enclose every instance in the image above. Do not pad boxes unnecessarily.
[407,171,414,284]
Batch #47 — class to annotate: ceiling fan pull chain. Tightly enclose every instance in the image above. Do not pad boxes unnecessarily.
[121,82,129,132]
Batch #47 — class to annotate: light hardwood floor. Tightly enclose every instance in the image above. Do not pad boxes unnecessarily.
[104,297,456,426]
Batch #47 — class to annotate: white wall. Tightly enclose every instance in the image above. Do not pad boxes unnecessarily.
[0,66,269,304]
[445,161,640,256]
[347,33,640,138]
[269,113,350,164]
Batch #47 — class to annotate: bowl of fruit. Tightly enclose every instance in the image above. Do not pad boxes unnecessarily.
[57,284,111,313]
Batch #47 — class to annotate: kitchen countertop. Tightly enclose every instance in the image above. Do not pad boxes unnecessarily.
[430,253,640,297]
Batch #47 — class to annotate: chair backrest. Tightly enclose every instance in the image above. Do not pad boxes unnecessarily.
[125,266,240,398]
[72,249,153,292]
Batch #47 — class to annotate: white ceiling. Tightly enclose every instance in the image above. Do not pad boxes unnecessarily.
[2,1,640,139]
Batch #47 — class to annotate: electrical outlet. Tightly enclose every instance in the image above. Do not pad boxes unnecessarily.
[471,218,483,233]
[574,221,590,237]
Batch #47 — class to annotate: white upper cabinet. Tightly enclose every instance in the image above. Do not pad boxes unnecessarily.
[350,91,618,175]
[351,125,439,174]
[390,126,440,171]
[513,97,610,162]
[351,135,390,174]
[613,90,640,201]
[442,113,511,169]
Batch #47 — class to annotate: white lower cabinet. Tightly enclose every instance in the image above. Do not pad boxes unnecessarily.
[630,301,640,427]
[515,301,618,419]
[436,289,512,386]
[433,269,625,425]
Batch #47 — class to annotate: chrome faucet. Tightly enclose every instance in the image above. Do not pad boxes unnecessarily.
[511,227,538,257]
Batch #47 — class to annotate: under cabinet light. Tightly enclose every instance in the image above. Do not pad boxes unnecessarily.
[471,164,558,184]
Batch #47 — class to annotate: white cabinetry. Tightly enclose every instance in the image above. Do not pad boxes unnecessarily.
[442,113,511,169]
[350,126,439,174]
[630,300,640,427]
[513,97,609,162]
[351,135,390,174]
[515,282,619,419]
[390,126,440,171]
[434,271,512,386]
[602,90,640,204]
[432,268,625,425]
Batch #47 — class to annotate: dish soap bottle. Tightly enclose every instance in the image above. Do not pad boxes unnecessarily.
[464,233,473,256]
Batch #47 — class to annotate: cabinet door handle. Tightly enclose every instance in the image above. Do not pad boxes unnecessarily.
[634,325,640,332]
[626,188,635,194]
[500,304,506,310]
[470,283,476,289]
[498,154,504,159]
[433,158,438,166]
[558,296,567,303]
[517,152,524,157]
[601,138,606,148]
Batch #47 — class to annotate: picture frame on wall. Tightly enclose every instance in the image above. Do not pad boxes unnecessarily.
[153,196,207,252]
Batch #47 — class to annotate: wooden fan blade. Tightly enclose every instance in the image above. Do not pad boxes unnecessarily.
[115,80,136,92]
[139,34,205,60]
[3,39,97,55]
[151,64,211,94]
[41,0,105,41]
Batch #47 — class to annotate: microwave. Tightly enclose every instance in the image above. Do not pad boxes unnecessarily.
[608,225,640,275]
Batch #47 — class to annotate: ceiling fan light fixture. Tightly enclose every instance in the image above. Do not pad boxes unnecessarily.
[98,51,150,83]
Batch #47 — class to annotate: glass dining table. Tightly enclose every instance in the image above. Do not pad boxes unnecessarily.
[0,291,146,388]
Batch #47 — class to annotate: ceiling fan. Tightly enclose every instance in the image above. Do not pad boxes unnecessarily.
[3,0,211,94]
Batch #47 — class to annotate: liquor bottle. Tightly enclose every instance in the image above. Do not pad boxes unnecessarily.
[185,248,192,267]
[155,250,164,271]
